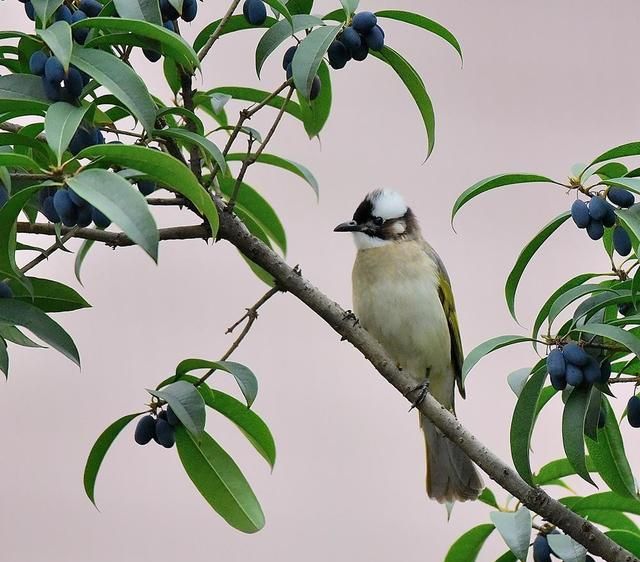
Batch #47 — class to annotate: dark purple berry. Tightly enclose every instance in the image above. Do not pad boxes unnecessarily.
[351,11,377,34]
[155,418,176,448]
[628,395,640,428]
[134,415,156,445]
[613,225,632,256]
[364,25,384,51]
[0,281,13,299]
[608,186,635,208]
[243,0,267,25]
[29,50,48,76]
[282,45,297,70]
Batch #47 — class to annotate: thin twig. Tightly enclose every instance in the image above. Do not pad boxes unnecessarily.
[227,86,294,209]
[197,0,242,62]
[19,228,78,274]
[195,287,280,386]
[245,79,293,118]
[146,197,188,206]
[100,127,145,139]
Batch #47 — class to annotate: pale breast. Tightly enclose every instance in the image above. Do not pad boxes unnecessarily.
[352,240,452,382]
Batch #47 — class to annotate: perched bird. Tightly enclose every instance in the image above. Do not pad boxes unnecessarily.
[334,189,483,503]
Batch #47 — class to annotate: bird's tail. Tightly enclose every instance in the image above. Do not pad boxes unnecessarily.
[420,413,484,503]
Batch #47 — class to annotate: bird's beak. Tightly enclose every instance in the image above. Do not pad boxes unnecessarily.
[334,220,362,232]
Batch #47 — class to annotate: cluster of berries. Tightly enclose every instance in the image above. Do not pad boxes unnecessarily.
[281,46,321,100]
[328,12,385,69]
[38,186,111,228]
[546,343,611,390]
[143,0,198,61]
[570,187,634,255]
[29,51,90,103]
[0,281,13,299]
[242,0,267,25]
[134,407,180,449]
[533,533,596,562]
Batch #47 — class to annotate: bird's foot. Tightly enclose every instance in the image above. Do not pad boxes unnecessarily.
[340,310,360,340]
[406,380,430,412]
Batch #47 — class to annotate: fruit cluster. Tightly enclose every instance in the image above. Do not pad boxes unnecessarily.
[533,533,595,562]
[20,0,102,35]
[242,0,267,26]
[281,46,321,101]
[143,0,198,62]
[134,407,180,449]
[328,12,385,69]
[0,281,13,299]
[546,343,611,390]
[570,187,634,255]
[29,51,90,103]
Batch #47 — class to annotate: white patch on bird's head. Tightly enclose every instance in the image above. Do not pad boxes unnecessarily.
[369,189,408,221]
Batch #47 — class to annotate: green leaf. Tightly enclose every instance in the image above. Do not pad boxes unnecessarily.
[31,0,64,23]
[175,426,265,533]
[444,524,494,562]
[547,285,612,329]
[572,492,640,515]
[0,74,49,113]
[505,212,571,320]
[77,144,219,236]
[605,530,640,556]
[255,15,323,77]
[495,552,517,562]
[452,174,556,224]
[296,59,331,138]
[286,0,312,15]
[0,153,42,171]
[79,17,199,71]
[490,508,531,562]
[74,239,94,285]
[586,398,637,498]
[375,11,462,63]
[205,389,276,468]
[462,335,538,384]
[154,128,226,173]
[585,142,640,173]
[573,323,640,359]
[478,487,499,508]
[532,273,601,342]
[226,152,318,198]
[71,45,156,132]
[0,337,7,378]
[148,381,205,438]
[8,276,89,313]
[0,299,80,366]
[616,206,640,256]
[601,177,640,196]
[511,364,547,484]
[44,102,89,164]
[0,325,43,348]
[507,367,533,397]
[175,358,259,407]
[576,508,639,532]
[338,0,359,17]
[83,413,141,506]
[67,169,159,261]
[111,0,162,24]
[262,0,293,25]
[193,15,278,52]
[535,457,596,486]
[219,177,287,253]
[546,534,587,562]
[37,21,73,73]
[370,46,435,159]
[292,25,341,99]
[562,386,596,485]
[0,184,45,280]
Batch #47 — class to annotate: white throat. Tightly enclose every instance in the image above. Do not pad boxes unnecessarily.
[352,232,393,250]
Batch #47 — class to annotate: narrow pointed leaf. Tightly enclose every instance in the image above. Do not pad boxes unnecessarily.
[506,212,571,320]
[67,169,159,261]
[562,386,596,485]
[573,323,640,359]
[296,59,331,138]
[8,276,90,312]
[546,534,587,562]
[371,46,435,158]
[605,530,640,556]
[452,174,555,224]
[154,128,226,173]
[111,0,162,24]
[147,381,205,438]
[74,239,94,285]
[444,524,494,562]
[375,11,462,62]
[203,86,302,120]
[31,0,64,23]
[83,413,142,506]
[0,74,49,113]
[175,426,265,533]
[0,325,43,348]
[462,335,537,384]
[71,46,156,132]
[193,16,277,52]
[292,25,340,99]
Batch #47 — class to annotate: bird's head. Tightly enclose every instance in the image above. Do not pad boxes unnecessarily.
[334,189,419,249]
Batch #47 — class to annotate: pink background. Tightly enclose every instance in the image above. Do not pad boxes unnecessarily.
[4,1,640,560]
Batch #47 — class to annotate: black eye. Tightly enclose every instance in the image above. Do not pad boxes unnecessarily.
[373,216,384,226]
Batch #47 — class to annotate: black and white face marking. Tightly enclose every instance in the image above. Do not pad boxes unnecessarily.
[334,189,418,249]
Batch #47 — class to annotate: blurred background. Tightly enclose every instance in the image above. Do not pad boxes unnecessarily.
[3,1,640,560]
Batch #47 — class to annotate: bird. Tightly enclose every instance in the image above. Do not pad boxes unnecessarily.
[334,189,483,503]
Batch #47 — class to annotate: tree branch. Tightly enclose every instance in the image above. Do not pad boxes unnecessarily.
[16,222,209,246]
[212,198,638,562]
[197,0,242,62]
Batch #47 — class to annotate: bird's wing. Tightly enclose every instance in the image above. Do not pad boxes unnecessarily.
[423,241,466,398]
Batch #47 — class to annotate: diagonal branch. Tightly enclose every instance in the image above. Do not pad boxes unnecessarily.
[211,197,637,562]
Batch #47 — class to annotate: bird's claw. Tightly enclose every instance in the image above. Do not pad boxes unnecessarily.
[340,310,360,340]
[406,380,430,412]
